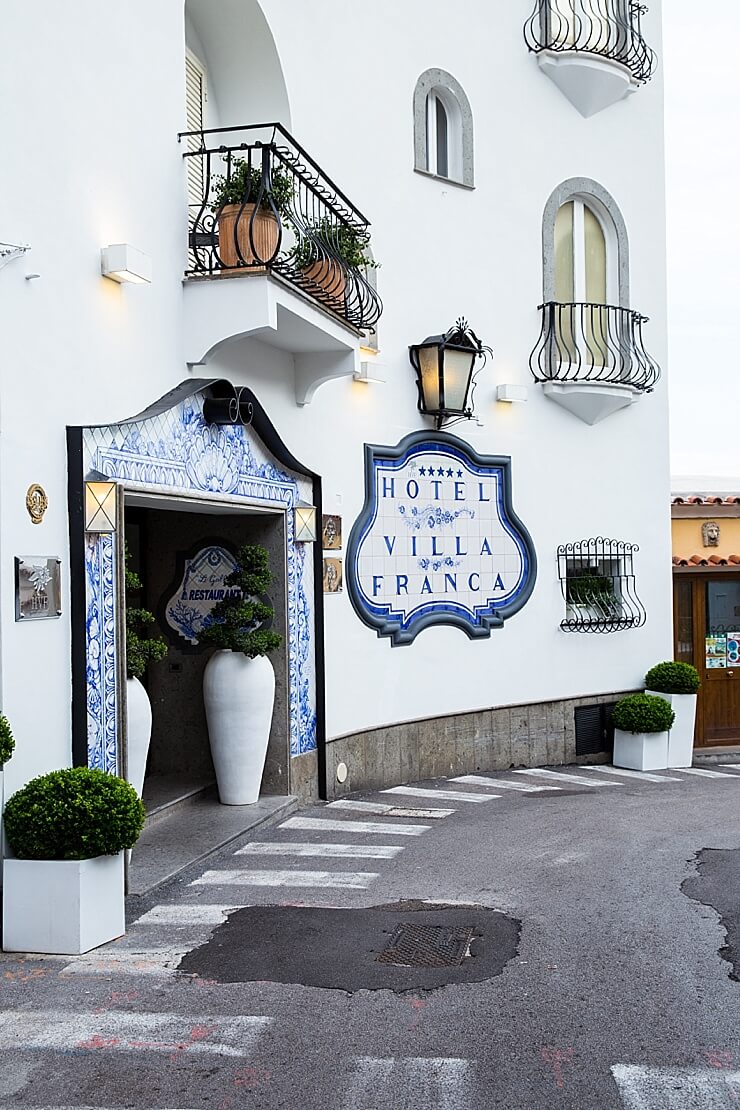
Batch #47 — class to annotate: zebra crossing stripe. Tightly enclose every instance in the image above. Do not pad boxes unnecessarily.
[612,1064,740,1108]
[281,816,429,836]
[328,799,455,818]
[235,842,404,860]
[721,764,740,770]
[513,768,622,787]
[451,775,560,793]
[580,766,680,783]
[192,869,378,889]
[343,1057,473,1109]
[0,1011,271,1056]
[60,950,186,976]
[381,786,499,803]
[672,767,740,779]
[133,905,235,926]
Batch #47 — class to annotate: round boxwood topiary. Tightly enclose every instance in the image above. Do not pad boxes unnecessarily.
[613,693,676,736]
[3,767,146,861]
[645,661,700,695]
[0,713,14,767]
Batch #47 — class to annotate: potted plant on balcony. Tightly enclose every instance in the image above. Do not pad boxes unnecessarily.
[645,661,700,769]
[0,713,15,889]
[612,693,675,772]
[2,767,145,954]
[200,544,282,806]
[211,159,293,270]
[291,216,376,312]
[125,550,168,799]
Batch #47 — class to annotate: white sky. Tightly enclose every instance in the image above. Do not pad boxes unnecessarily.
[664,0,740,487]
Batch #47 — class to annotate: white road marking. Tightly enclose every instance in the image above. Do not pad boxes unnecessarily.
[281,816,429,836]
[0,1011,271,1057]
[192,869,378,889]
[720,764,740,770]
[451,775,560,792]
[235,841,404,860]
[59,950,187,976]
[343,1056,473,1109]
[513,768,622,787]
[612,1064,740,1108]
[673,767,740,779]
[381,785,499,803]
[581,766,681,783]
[328,799,455,818]
[133,905,234,926]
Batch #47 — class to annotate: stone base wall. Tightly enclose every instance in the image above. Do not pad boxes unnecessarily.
[324,692,637,800]
[290,748,319,802]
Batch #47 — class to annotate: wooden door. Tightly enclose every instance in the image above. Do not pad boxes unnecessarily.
[700,577,740,744]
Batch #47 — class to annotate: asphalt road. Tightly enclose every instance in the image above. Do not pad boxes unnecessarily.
[1,763,740,1109]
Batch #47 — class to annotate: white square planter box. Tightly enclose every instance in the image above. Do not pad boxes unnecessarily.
[613,729,670,772]
[2,853,125,954]
[0,768,5,892]
[646,690,697,769]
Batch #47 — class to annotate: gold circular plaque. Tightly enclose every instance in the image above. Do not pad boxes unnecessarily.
[26,484,48,525]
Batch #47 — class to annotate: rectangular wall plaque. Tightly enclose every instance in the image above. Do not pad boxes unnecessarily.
[15,557,62,621]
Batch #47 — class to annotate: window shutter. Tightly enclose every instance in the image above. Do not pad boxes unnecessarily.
[185,52,206,207]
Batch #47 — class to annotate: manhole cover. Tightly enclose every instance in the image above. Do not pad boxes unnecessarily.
[376,923,476,968]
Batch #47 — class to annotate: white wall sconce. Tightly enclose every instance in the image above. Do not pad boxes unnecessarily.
[100,244,152,285]
[85,481,117,532]
[294,502,317,543]
[496,384,528,404]
[353,361,386,385]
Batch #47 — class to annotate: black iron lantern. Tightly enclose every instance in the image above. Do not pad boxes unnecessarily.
[409,318,491,429]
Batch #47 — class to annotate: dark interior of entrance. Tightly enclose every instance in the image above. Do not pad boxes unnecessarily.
[124,499,290,815]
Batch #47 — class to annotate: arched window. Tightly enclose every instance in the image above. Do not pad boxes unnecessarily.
[413,69,474,188]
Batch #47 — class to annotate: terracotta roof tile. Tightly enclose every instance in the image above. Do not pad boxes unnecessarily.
[672,494,740,505]
[674,553,740,566]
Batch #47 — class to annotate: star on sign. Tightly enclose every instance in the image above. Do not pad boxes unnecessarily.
[457,469,463,478]
[437,467,445,476]
[419,466,427,476]
[446,468,454,478]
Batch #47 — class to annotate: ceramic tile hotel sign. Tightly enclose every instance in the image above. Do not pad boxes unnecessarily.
[346,432,536,645]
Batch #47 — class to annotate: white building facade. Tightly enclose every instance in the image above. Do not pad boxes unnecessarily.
[1,0,670,811]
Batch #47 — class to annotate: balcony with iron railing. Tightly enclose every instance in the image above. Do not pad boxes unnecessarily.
[524,1,657,116]
[529,301,661,423]
[181,123,382,334]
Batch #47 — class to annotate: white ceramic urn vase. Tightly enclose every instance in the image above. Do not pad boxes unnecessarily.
[646,690,697,769]
[126,676,153,800]
[203,650,275,805]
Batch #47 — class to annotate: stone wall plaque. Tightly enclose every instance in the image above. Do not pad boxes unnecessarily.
[15,557,62,621]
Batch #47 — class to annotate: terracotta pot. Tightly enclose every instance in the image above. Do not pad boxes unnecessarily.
[217,203,280,270]
[302,258,347,312]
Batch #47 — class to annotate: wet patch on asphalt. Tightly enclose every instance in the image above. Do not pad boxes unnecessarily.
[177,900,521,992]
[682,848,740,982]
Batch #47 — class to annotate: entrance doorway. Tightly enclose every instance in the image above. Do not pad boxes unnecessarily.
[674,572,740,746]
[123,492,290,813]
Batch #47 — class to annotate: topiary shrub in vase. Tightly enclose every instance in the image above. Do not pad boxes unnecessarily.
[644,661,700,769]
[612,694,675,772]
[0,713,15,892]
[124,550,168,799]
[2,768,145,955]
[200,544,282,806]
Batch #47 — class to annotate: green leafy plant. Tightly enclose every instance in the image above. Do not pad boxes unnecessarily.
[566,572,615,606]
[125,549,168,681]
[3,767,146,860]
[290,216,377,271]
[613,693,675,735]
[0,713,15,767]
[645,661,700,695]
[200,544,282,658]
[211,159,294,215]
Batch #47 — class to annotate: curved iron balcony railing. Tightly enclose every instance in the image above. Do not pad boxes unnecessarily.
[524,0,657,84]
[180,123,382,333]
[529,302,661,392]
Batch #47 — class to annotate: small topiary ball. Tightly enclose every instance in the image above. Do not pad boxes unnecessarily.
[645,661,700,695]
[0,713,14,767]
[613,693,676,735]
[3,767,146,861]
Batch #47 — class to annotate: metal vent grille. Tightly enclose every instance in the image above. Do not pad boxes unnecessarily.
[376,924,475,968]
[575,703,617,756]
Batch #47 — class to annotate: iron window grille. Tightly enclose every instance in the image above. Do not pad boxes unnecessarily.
[179,123,382,333]
[559,538,646,633]
[524,0,657,84]
[530,302,661,393]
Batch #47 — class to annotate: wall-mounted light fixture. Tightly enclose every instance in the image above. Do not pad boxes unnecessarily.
[85,481,117,532]
[353,360,386,385]
[100,244,152,285]
[294,502,317,543]
[496,384,528,404]
[409,318,492,429]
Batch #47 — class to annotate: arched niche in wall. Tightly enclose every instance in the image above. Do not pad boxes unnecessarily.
[185,0,291,130]
[413,68,474,189]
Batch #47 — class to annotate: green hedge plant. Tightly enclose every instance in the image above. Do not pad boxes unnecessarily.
[645,661,700,695]
[200,544,282,658]
[3,767,146,860]
[211,159,294,215]
[613,694,675,735]
[125,548,168,681]
[0,713,14,767]
[291,216,377,272]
